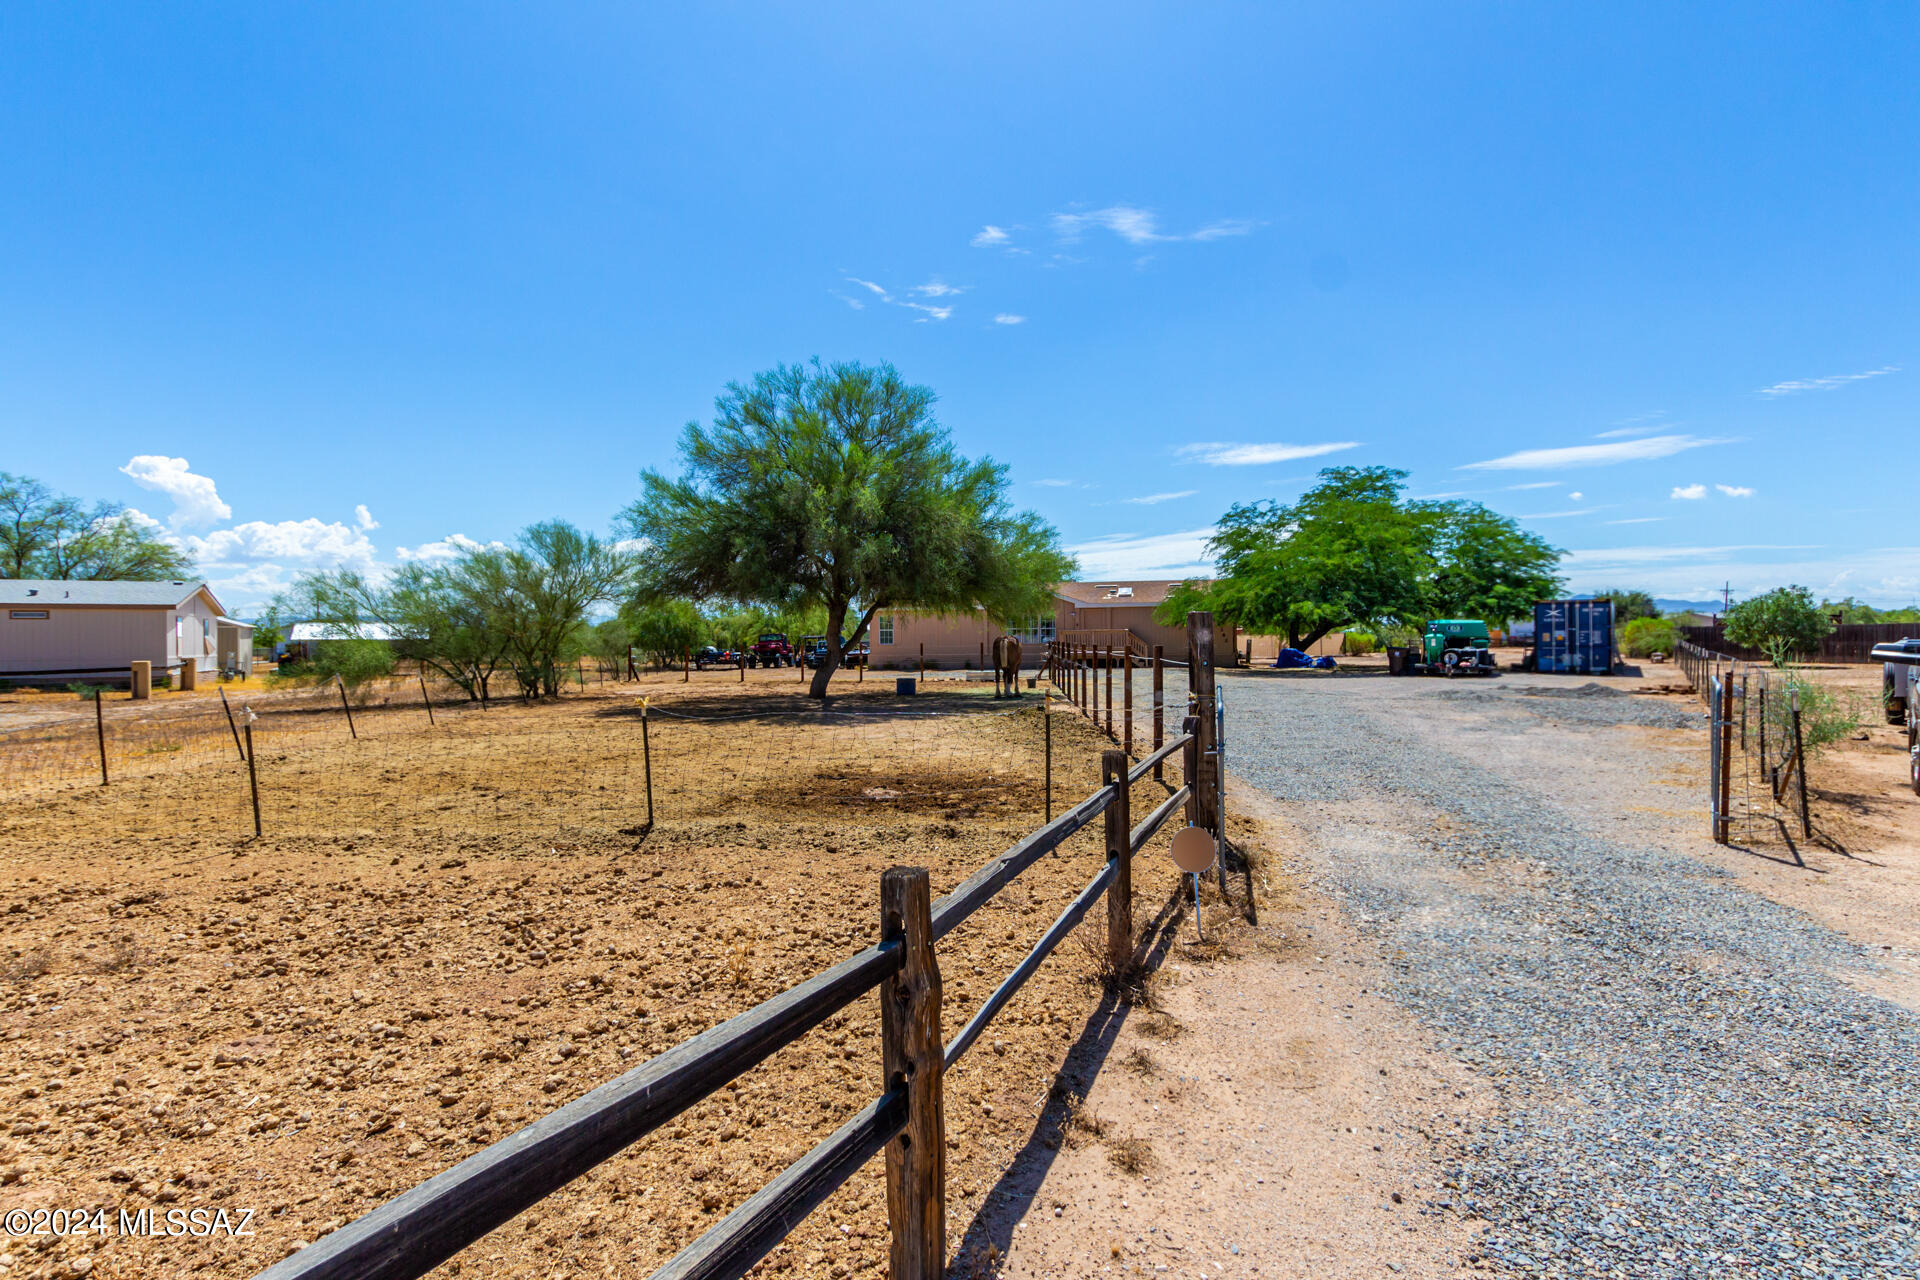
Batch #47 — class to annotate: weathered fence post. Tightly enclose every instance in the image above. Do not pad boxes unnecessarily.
[1790,687,1811,837]
[420,674,436,726]
[627,643,635,681]
[739,651,746,683]
[879,867,944,1280]
[1710,677,1729,844]
[243,718,262,839]
[1044,700,1053,823]
[980,640,985,673]
[218,686,245,760]
[1103,645,1113,738]
[95,688,109,785]
[641,702,655,828]
[1151,645,1165,781]
[919,643,925,683]
[337,675,358,740]
[1122,649,1133,756]
[1103,749,1133,974]
[684,649,691,683]
[1187,612,1218,838]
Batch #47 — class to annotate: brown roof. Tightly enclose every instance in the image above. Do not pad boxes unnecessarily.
[1052,580,1191,608]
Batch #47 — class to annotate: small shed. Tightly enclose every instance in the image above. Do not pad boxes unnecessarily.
[278,621,403,665]
[215,617,255,677]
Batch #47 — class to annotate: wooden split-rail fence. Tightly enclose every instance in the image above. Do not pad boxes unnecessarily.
[252,623,1221,1280]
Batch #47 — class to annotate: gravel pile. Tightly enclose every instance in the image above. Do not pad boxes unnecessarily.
[1430,682,1706,731]
[1227,673,1919,1278]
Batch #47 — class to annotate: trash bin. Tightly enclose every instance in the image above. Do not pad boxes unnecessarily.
[895,677,917,696]
[1386,646,1411,676]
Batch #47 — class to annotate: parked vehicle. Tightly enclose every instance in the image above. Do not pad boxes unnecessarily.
[1394,619,1499,676]
[1877,637,1920,724]
[693,646,730,670]
[799,635,869,668]
[748,632,795,667]
[1873,639,1920,795]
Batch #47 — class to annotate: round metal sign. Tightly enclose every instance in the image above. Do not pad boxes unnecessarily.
[1169,825,1215,874]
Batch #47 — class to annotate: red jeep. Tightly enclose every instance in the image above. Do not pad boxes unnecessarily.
[748,632,795,668]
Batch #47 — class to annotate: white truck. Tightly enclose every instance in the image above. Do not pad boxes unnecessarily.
[1875,638,1920,795]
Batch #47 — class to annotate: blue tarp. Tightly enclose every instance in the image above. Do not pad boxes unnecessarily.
[1273,648,1337,670]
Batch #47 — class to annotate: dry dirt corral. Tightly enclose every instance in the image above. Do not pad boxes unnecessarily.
[0,678,1209,1280]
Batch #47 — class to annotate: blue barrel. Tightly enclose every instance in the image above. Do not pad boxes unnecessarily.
[1533,599,1615,674]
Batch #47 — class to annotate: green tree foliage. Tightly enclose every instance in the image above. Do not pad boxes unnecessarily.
[1820,597,1920,625]
[623,360,1074,697]
[0,472,195,580]
[1599,589,1662,623]
[1619,615,1678,657]
[278,637,395,690]
[274,521,630,700]
[1725,585,1832,665]
[1159,467,1562,649]
[623,600,706,668]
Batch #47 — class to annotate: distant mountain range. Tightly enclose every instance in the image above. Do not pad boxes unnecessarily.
[1654,598,1724,615]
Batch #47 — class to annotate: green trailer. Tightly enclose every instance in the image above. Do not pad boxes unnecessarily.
[1401,619,1499,676]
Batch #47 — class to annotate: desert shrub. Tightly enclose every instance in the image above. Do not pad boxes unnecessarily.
[268,639,394,689]
[68,682,104,700]
[1619,616,1677,658]
[1341,629,1379,656]
[1781,671,1867,754]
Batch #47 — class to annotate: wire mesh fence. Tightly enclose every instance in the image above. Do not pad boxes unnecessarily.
[1675,640,1814,844]
[0,675,1136,856]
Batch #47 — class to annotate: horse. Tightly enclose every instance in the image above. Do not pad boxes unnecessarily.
[992,635,1022,698]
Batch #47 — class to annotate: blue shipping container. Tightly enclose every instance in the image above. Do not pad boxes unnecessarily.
[1534,599,1614,675]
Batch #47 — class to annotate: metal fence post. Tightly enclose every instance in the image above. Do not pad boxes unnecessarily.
[1103,749,1133,974]
[1790,688,1811,837]
[337,675,357,739]
[1152,645,1165,781]
[641,702,655,828]
[95,689,109,785]
[879,867,944,1280]
[420,674,436,726]
[1187,612,1218,838]
[243,718,262,839]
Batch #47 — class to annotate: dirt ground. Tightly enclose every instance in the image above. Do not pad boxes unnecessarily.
[0,676,1200,1280]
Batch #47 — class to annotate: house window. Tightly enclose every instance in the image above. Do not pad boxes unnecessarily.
[9,610,48,620]
[876,616,894,646]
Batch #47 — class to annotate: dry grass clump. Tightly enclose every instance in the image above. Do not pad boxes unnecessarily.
[1062,1092,1108,1146]
[1120,1046,1158,1076]
[1135,1010,1184,1040]
[1107,1136,1155,1175]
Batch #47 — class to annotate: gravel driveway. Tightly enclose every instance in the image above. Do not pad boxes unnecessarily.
[1224,669,1919,1279]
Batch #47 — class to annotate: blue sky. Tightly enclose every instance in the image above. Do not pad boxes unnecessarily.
[3,4,1916,615]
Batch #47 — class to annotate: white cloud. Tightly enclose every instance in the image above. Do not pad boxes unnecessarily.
[910,280,965,298]
[118,455,232,528]
[970,225,1011,248]
[1520,508,1604,520]
[1756,366,1897,396]
[1715,484,1755,498]
[1569,492,1584,501]
[395,533,502,566]
[1461,434,1731,471]
[1123,491,1197,506]
[1594,425,1667,439]
[1605,517,1666,525]
[355,504,379,530]
[1050,205,1256,246]
[1504,481,1561,490]
[994,314,1026,325]
[1671,484,1708,500]
[831,292,865,311]
[1176,441,1361,467]
[1033,478,1073,487]
[1066,528,1216,579]
[1559,544,1920,606]
[845,277,891,301]
[842,276,954,321]
[182,519,380,570]
[903,302,952,323]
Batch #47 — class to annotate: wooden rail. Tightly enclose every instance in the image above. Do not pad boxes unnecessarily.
[254,675,1216,1280]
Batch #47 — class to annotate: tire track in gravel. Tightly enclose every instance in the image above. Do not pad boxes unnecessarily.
[1224,671,1920,1279]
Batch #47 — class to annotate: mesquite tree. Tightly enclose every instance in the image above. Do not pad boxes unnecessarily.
[622,360,1073,698]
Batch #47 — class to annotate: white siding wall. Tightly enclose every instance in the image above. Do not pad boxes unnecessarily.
[0,608,171,676]
[168,591,222,675]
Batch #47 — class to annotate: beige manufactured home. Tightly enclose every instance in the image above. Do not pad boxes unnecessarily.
[0,580,251,684]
